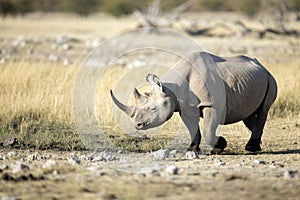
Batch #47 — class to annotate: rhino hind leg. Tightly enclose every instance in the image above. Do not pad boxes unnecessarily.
[211,136,227,154]
[243,112,267,152]
[243,78,277,152]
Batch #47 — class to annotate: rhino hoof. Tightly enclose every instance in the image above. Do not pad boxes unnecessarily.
[245,139,261,152]
[211,136,227,154]
[187,145,201,154]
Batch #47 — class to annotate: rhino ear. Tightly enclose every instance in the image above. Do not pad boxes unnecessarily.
[146,74,163,92]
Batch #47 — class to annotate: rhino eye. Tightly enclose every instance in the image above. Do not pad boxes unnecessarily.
[148,106,157,112]
[163,101,168,107]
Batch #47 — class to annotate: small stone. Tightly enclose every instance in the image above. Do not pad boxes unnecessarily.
[48,54,59,62]
[253,159,266,165]
[0,58,5,64]
[61,43,71,51]
[68,155,81,165]
[0,164,9,171]
[27,152,39,161]
[165,165,179,175]
[284,169,298,179]
[63,59,70,66]
[185,151,198,160]
[1,137,18,147]
[0,155,4,160]
[101,152,118,161]
[214,161,226,167]
[12,162,30,174]
[56,35,68,44]
[151,149,170,160]
[169,150,177,158]
[2,196,21,200]
[7,151,17,158]
[79,154,93,161]
[92,155,104,162]
[43,159,56,169]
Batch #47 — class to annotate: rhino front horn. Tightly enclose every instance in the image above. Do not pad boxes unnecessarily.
[110,90,134,117]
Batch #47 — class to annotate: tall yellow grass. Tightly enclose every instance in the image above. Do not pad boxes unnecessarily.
[0,60,299,150]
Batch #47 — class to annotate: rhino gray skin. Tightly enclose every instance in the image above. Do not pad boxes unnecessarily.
[110,52,277,154]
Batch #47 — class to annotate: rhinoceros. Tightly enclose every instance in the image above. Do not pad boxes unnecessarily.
[110,52,277,154]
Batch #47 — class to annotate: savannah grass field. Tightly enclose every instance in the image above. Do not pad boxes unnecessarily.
[0,57,299,152]
[0,13,299,199]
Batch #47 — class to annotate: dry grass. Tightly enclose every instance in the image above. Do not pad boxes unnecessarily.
[0,58,299,151]
[0,13,136,39]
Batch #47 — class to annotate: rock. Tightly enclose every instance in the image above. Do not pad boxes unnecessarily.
[55,35,68,44]
[151,149,170,160]
[253,159,266,165]
[1,137,18,147]
[0,155,4,160]
[61,43,71,51]
[284,170,298,179]
[63,59,70,66]
[79,154,93,161]
[101,152,118,162]
[215,161,226,167]
[27,152,39,161]
[165,165,179,175]
[12,162,30,174]
[1,196,21,200]
[68,155,81,165]
[0,164,9,172]
[48,54,59,62]
[169,150,177,158]
[0,58,5,64]
[7,151,17,158]
[43,159,56,169]
[85,38,102,48]
[185,151,198,160]
[91,151,119,162]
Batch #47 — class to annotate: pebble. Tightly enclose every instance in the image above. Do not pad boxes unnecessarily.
[215,161,226,167]
[27,152,39,161]
[151,149,170,160]
[43,159,57,169]
[165,165,179,175]
[61,43,71,51]
[12,162,30,174]
[63,58,70,66]
[0,164,9,171]
[0,155,4,160]
[79,154,93,161]
[284,169,298,179]
[48,54,59,62]
[2,196,21,200]
[68,155,81,165]
[55,35,68,44]
[185,151,198,160]
[7,151,17,158]
[253,159,266,165]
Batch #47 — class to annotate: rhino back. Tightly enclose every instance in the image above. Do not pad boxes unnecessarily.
[216,56,270,124]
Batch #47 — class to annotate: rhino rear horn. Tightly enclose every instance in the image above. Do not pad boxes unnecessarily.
[134,88,147,104]
[110,90,134,117]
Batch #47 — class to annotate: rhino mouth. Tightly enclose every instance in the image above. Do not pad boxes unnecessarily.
[135,121,150,130]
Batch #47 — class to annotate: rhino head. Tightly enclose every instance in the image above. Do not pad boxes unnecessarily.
[110,74,177,130]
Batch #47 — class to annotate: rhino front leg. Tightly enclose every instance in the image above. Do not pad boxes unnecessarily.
[202,107,227,154]
[180,113,201,153]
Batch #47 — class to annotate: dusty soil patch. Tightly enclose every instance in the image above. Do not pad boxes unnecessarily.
[0,118,299,200]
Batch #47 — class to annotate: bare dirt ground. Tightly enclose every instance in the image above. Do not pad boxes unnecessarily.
[0,13,299,200]
[0,119,299,200]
